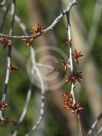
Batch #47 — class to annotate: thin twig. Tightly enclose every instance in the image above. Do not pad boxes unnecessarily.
[1,0,16,102]
[58,0,64,15]
[65,1,82,136]
[66,11,75,104]
[0,0,16,127]
[0,1,10,33]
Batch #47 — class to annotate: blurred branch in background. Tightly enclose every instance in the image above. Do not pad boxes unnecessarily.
[88,112,102,136]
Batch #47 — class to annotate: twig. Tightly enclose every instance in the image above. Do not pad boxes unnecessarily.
[0,0,16,127]
[66,11,75,104]
[1,5,28,35]
[1,0,16,102]
[65,1,82,136]
[57,0,64,15]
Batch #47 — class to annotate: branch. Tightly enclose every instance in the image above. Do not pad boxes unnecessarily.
[1,0,16,102]
[64,1,82,136]
[0,0,16,127]
[0,0,77,40]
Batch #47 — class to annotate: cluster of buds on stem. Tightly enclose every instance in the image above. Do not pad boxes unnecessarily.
[63,92,83,115]
[0,38,9,48]
[24,24,46,48]
[60,60,70,70]
[31,24,45,35]
[64,39,72,47]
[23,38,33,48]
[72,49,83,64]
[0,118,16,126]
[0,101,16,126]
[65,72,83,84]
[0,101,8,111]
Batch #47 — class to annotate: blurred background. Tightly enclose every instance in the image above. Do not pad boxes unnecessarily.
[0,0,102,136]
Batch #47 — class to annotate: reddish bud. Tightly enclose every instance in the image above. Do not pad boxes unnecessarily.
[0,101,8,111]
[72,49,83,63]
[63,39,72,46]
[10,65,18,72]
[61,60,70,70]
[31,24,43,34]
[24,38,33,48]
